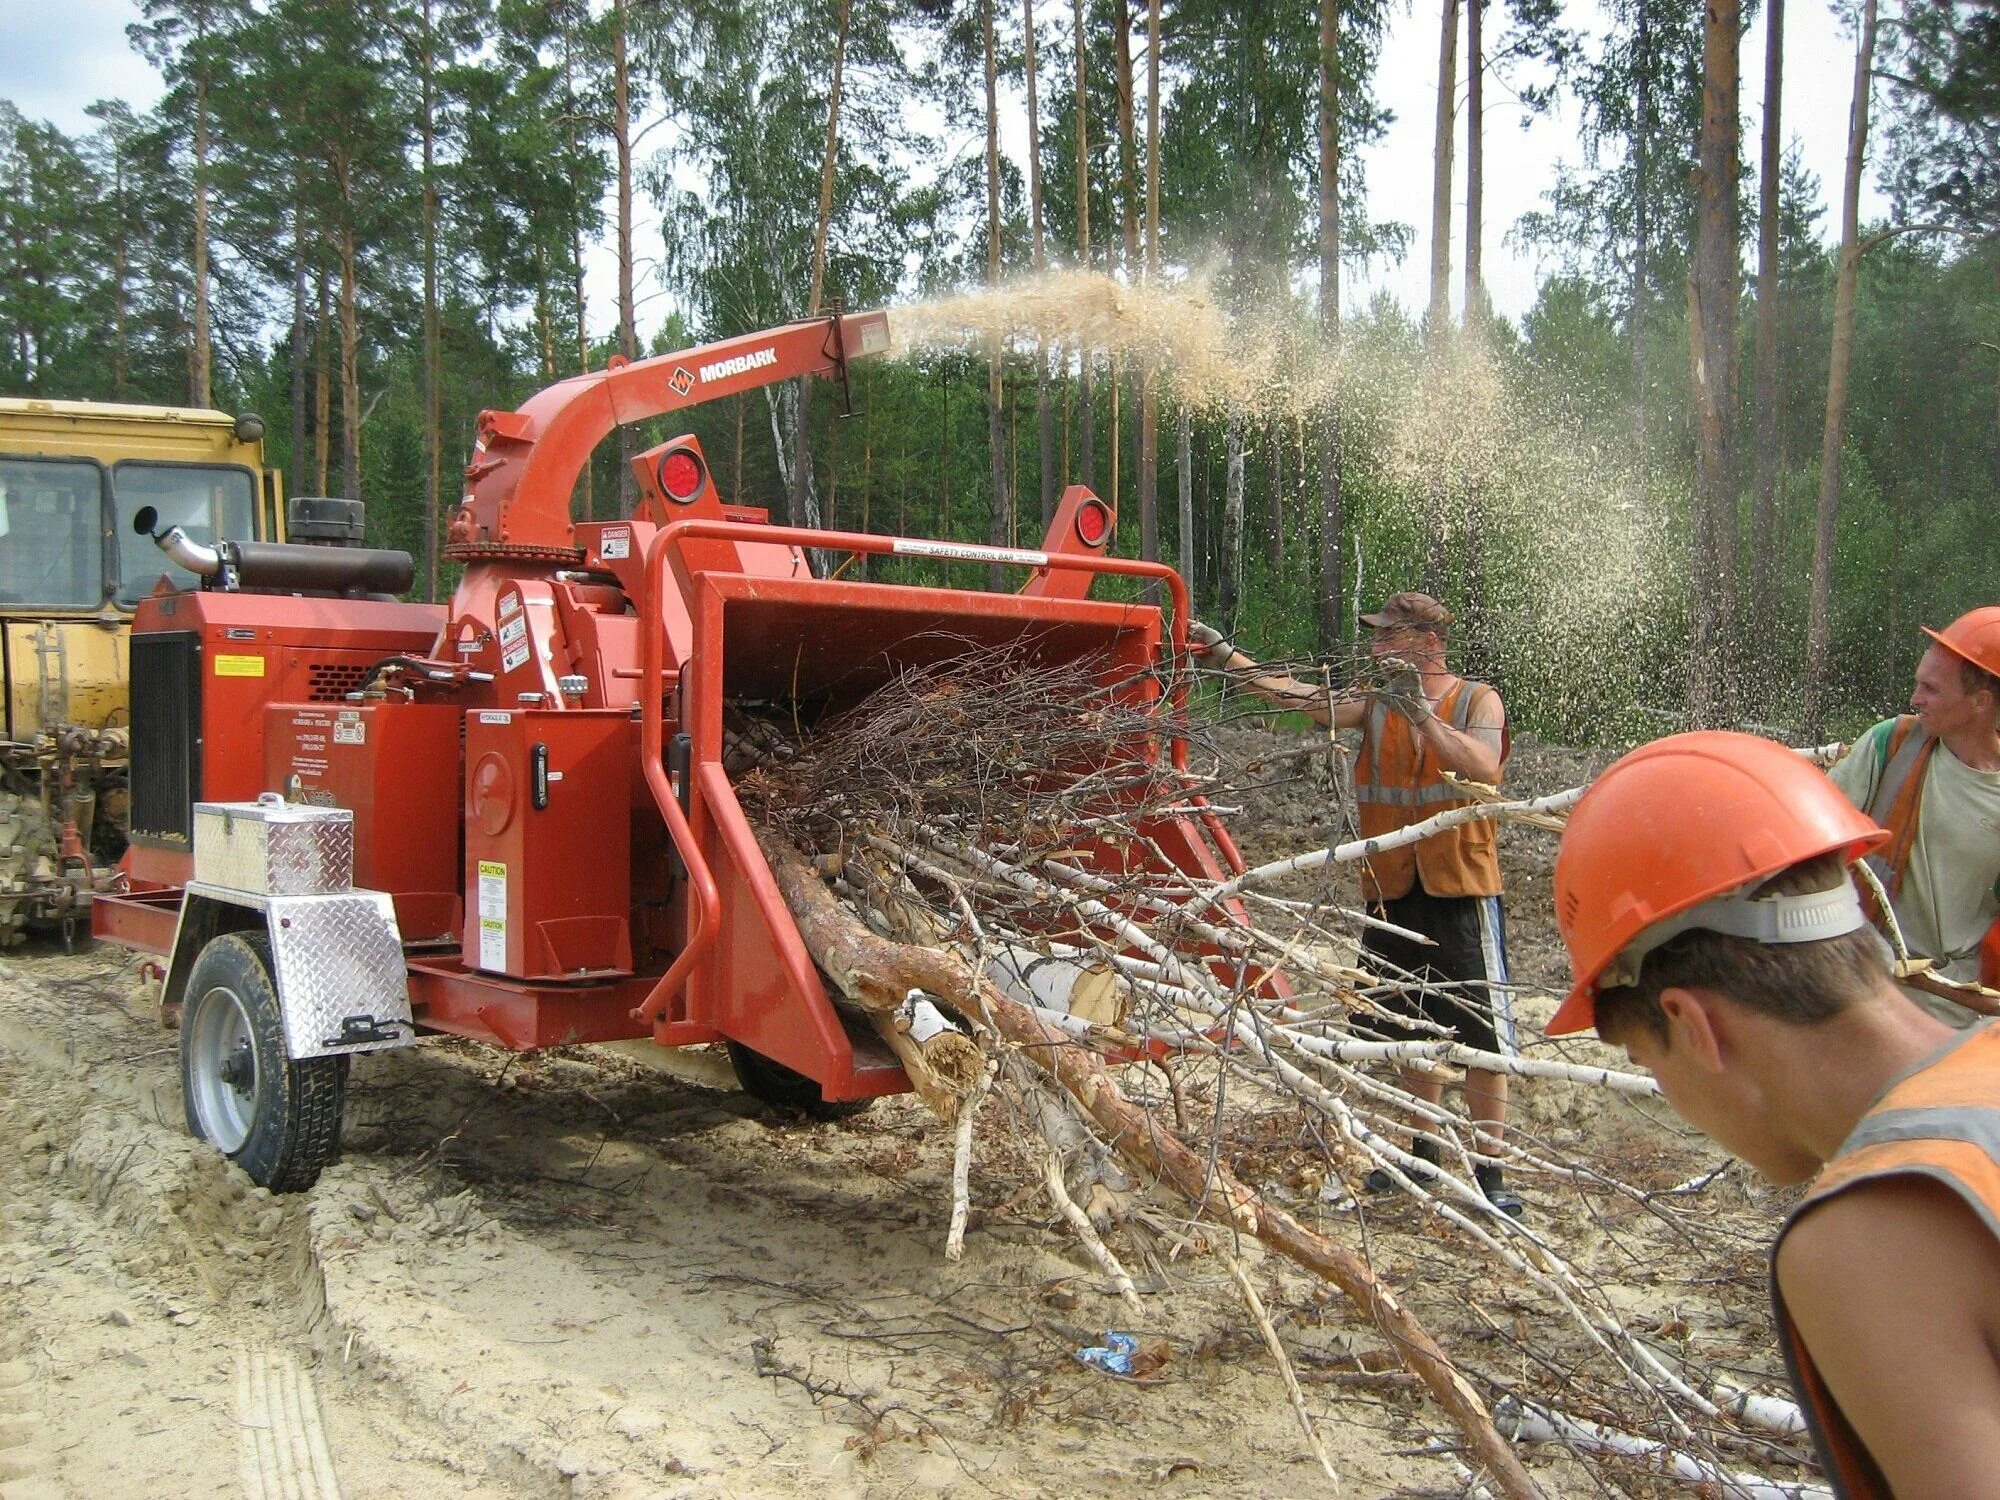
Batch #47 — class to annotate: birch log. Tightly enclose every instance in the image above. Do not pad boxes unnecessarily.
[761,832,1542,1499]
[759,829,985,1120]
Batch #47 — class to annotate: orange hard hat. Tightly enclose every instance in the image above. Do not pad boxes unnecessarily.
[1547,731,1888,1037]
[1922,606,2000,681]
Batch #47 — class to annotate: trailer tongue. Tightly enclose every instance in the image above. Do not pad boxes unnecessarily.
[95,309,1253,1191]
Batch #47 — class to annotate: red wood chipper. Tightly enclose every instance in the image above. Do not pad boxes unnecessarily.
[95,309,1253,1191]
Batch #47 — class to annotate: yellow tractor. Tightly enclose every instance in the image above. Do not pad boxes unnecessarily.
[0,398,283,942]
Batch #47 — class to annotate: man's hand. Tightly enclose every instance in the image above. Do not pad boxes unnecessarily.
[1187,620,1236,670]
[1377,659,1434,726]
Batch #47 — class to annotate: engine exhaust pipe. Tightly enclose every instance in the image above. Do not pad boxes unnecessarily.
[133,507,415,597]
[132,507,224,577]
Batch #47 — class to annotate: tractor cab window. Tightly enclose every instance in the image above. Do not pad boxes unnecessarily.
[0,458,107,609]
[112,463,257,605]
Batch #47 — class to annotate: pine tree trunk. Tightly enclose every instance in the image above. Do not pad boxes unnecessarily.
[191,57,212,408]
[1266,419,1284,573]
[1317,0,1345,649]
[1222,407,1246,626]
[1425,0,1460,595]
[1632,0,1651,455]
[337,212,362,502]
[289,174,307,500]
[109,144,130,400]
[1138,0,1161,573]
[1073,0,1095,495]
[984,0,1011,591]
[1177,404,1193,584]
[1688,0,1742,724]
[1460,0,1490,658]
[1110,355,1121,518]
[859,380,873,575]
[1750,0,1785,655]
[421,0,441,602]
[1113,0,1139,275]
[1024,0,1057,528]
[1112,0,1138,554]
[1464,0,1483,328]
[536,265,554,379]
[313,271,331,496]
[614,0,637,515]
[563,5,592,520]
[807,0,849,320]
[794,0,852,560]
[1802,0,1879,737]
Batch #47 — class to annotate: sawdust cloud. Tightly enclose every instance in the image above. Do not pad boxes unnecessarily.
[889,269,1679,732]
[887,268,1288,415]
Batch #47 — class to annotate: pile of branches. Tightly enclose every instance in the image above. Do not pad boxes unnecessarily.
[732,642,1826,1499]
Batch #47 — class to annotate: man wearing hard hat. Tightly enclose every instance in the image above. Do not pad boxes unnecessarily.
[1826,606,2000,1005]
[1549,730,2000,1497]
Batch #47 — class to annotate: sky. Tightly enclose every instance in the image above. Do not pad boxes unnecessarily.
[0,0,1889,343]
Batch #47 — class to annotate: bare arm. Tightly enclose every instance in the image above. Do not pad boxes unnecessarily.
[1777,1177,2000,1500]
[1411,686,1504,785]
[1217,647,1367,730]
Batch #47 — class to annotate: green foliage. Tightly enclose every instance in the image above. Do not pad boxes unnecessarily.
[1881,0,2000,235]
[0,0,1993,747]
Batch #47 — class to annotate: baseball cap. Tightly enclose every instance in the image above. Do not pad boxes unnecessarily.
[1359,591,1453,631]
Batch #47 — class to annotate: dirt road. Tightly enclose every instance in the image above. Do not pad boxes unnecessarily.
[0,731,1801,1499]
[0,935,1524,1499]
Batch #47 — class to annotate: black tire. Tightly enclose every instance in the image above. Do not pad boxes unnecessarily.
[180,931,347,1192]
[725,1040,871,1120]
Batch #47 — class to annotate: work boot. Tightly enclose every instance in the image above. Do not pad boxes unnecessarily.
[1475,1163,1525,1218]
[1364,1137,1439,1193]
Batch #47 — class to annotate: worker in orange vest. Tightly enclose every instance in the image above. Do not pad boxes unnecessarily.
[1190,592,1523,1216]
[1826,606,2000,1011]
[1549,731,2000,1498]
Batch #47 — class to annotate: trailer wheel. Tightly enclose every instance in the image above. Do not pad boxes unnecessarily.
[181,932,347,1192]
[725,1041,871,1120]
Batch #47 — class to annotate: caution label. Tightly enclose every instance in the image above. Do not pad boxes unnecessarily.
[477,860,508,970]
[213,653,267,678]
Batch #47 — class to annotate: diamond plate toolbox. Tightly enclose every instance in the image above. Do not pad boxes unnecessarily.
[193,793,355,896]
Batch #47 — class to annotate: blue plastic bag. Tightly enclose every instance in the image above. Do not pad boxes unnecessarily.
[1075,1331,1140,1375]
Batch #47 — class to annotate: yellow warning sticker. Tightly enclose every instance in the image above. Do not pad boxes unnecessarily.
[477,861,508,970]
[214,654,267,677]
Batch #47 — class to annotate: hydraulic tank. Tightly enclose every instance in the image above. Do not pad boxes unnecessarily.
[463,708,633,980]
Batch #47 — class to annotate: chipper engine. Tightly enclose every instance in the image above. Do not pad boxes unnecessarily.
[95,310,1255,1191]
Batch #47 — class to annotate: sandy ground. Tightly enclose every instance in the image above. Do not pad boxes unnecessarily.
[0,730,1811,1499]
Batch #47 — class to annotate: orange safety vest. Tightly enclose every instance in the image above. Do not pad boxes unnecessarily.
[1860,715,2000,987]
[1353,678,1507,903]
[1771,1024,2000,1500]
[1860,715,1934,902]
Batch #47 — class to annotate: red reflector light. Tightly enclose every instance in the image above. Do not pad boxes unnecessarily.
[658,449,705,503]
[1074,499,1112,547]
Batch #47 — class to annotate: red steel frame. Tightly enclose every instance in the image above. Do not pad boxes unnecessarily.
[94,308,1266,1096]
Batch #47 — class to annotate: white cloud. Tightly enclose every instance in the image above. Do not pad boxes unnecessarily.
[0,0,163,134]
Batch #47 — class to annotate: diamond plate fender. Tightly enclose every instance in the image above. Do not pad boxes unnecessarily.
[166,884,415,1060]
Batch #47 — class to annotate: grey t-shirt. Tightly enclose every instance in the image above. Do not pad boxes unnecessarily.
[1829,719,2000,982]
